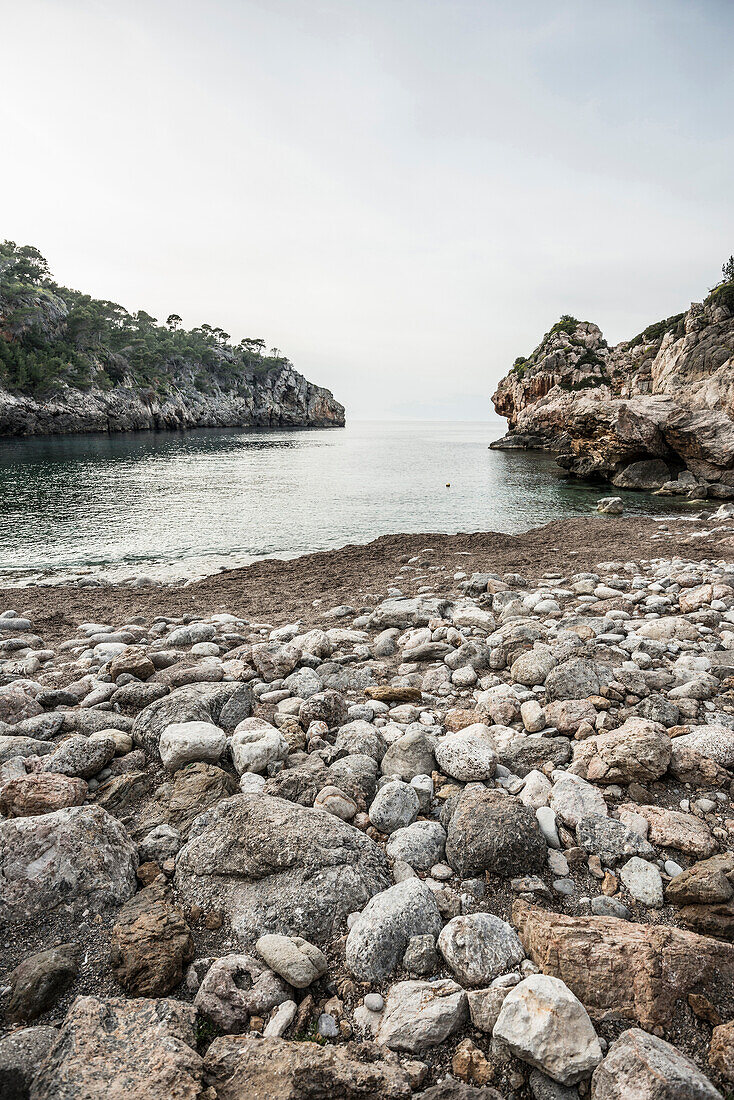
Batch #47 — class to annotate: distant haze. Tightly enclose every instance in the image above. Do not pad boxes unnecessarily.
[2,0,732,419]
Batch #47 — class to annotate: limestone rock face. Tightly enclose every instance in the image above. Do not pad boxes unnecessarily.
[174,794,390,945]
[203,1035,413,1099]
[28,996,205,1100]
[0,805,138,927]
[512,901,734,1027]
[490,292,734,489]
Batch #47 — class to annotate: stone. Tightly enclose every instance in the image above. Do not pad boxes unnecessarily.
[231,718,289,775]
[28,995,204,1100]
[299,689,348,729]
[335,720,387,761]
[175,794,390,946]
[386,820,446,871]
[381,730,436,781]
[204,1035,414,1099]
[158,720,226,771]
[194,954,291,1033]
[313,784,357,819]
[545,659,609,702]
[110,646,156,681]
[251,641,301,681]
[710,1020,734,1083]
[370,596,451,629]
[135,762,237,838]
[576,814,656,866]
[132,682,252,754]
[264,999,297,1038]
[671,725,734,767]
[6,944,80,1022]
[0,772,87,817]
[403,933,440,976]
[545,699,597,733]
[550,775,608,828]
[619,802,716,858]
[0,805,138,927]
[255,933,328,988]
[369,780,420,833]
[346,878,442,981]
[467,986,511,1032]
[0,1026,59,1100]
[666,854,734,906]
[511,647,558,687]
[572,718,671,784]
[435,724,498,782]
[597,497,623,515]
[41,733,116,779]
[138,823,182,863]
[110,882,194,996]
[444,787,547,878]
[494,974,602,1085]
[376,979,468,1053]
[591,1027,723,1099]
[512,900,734,1027]
[619,857,664,908]
[438,913,524,986]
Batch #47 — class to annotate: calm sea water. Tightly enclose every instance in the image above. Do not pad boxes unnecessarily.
[1,421,688,585]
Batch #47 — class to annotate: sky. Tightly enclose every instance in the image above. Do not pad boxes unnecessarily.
[2,0,733,419]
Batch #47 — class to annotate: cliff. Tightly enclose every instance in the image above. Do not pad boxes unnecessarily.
[491,281,734,497]
[0,241,345,437]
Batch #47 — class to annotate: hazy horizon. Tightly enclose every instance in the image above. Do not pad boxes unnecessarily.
[3,0,732,420]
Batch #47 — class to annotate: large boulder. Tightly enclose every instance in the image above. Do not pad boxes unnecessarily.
[381,730,436,782]
[203,1035,413,1099]
[0,805,137,927]
[0,1026,59,1100]
[443,788,547,878]
[0,773,87,817]
[591,1027,722,1099]
[345,879,442,981]
[435,725,498,782]
[513,901,734,1027]
[28,996,204,1100]
[174,794,390,946]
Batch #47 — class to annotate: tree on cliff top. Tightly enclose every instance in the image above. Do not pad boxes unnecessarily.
[723,255,734,283]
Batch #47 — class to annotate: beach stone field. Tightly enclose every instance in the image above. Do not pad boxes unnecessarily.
[2,527,734,1098]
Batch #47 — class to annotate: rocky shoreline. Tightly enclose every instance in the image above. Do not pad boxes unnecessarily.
[0,363,344,436]
[490,281,734,500]
[2,517,734,1098]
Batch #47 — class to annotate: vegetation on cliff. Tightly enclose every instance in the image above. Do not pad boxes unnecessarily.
[0,241,295,397]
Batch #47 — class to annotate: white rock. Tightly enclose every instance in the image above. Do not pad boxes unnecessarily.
[376,979,468,1052]
[438,913,524,986]
[158,721,226,772]
[619,857,663,908]
[493,974,602,1084]
[231,718,288,775]
[434,724,498,782]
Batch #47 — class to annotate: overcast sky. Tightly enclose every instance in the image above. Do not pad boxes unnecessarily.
[3,0,733,419]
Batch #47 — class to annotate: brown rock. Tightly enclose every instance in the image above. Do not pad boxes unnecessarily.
[619,803,716,858]
[677,902,734,941]
[444,709,479,733]
[688,994,722,1027]
[666,854,734,906]
[710,1019,734,1082]
[512,900,734,1027]
[364,685,422,704]
[136,861,162,886]
[601,872,618,896]
[452,1039,496,1085]
[110,647,156,682]
[572,718,671,784]
[28,995,204,1100]
[134,762,237,838]
[203,1035,413,1099]
[0,773,88,817]
[669,744,731,787]
[110,882,194,996]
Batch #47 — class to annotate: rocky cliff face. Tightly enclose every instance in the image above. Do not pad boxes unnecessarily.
[491,283,734,497]
[0,241,345,437]
[0,364,344,437]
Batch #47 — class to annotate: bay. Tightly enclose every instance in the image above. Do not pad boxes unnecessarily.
[1,420,689,585]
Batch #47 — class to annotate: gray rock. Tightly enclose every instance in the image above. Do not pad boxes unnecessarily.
[591,1027,722,1099]
[381,730,436,782]
[386,820,446,871]
[576,815,656,866]
[334,720,387,762]
[346,878,442,981]
[443,787,547,878]
[545,659,610,702]
[0,805,138,927]
[132,682,249,754]
[42,733,116,779]
[403,933,439,976]
[0,736,54,764]
[174,794,389,946]
[376,978,468,1052]
[438,913,524,986]
[0,1026,59,1100]
[619,857,664,908]
[370,597,451,629]
[158,721,226,772]
[369,780,420,834]
[255,934,327,988]
[435,724,498,782]
[194,954,291,1033]
[138,824,181,863]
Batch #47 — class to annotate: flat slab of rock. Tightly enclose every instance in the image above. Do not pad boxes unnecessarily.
[513,900,734,1027]
[29,996,204,1100]
[618,802,716,858]
[376,979,468,1053]
[174,794,390,946]
[0,805,138,927]
[203,1035,413,1099]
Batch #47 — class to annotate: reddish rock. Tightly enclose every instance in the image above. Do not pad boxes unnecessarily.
[0,773,88,817]
[110,882,194,996]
